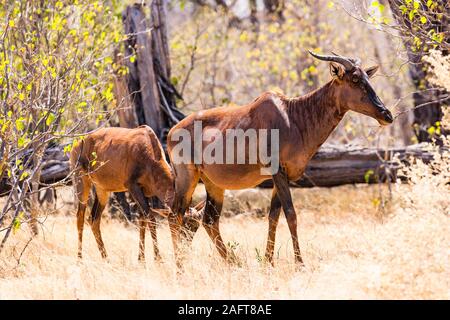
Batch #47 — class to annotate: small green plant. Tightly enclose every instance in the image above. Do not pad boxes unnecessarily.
[227,240,239,251]
[255,247,263,263]
[364,169,375,184]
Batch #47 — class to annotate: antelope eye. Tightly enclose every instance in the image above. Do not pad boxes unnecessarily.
[352,75,359,83]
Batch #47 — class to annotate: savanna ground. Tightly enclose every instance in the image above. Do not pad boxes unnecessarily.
[0,181,448,300]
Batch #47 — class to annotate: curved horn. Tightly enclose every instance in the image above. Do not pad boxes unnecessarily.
[349,57,361,66]
[331,51,361,67]
[308,50,355,71]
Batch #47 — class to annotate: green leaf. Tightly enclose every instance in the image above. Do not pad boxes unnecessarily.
[171,76,179,86]
[1,122,9,133]
[19,171,29,181]
[180,0,186,10]
[46,113,56,126]
[399,5,407,14]
[13,216,21,232]
[15,119,25,131]
[90,150,97,166]
[364,169,374,183]
[18,136,25,148]
[64,144,73,154]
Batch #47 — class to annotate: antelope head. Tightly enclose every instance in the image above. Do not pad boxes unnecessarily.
[309,51,394,125]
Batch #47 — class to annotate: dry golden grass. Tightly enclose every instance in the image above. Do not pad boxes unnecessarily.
[0,180,448,300]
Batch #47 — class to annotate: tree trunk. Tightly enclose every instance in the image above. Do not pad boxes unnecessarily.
[149,0,185,146]
[121,3,184,143]
[264,0,285,21]
[150,1,170,77]
[122,4,163,137]
[113,49,139,128]
[114,2,185,216]
[249,0,259,32]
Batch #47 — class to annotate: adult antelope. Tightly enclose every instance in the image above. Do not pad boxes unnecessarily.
[70,125,180,262]
[167,51,393,266]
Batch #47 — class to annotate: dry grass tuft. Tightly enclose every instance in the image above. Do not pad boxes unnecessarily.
[1,178,448,299]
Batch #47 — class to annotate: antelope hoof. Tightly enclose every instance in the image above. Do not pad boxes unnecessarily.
[31,226,39,236]
[294,258,305,271]
[264,256,275,267]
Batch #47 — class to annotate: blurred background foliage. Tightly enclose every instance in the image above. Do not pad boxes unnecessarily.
[166,0,417,147]
[1,0,448,155]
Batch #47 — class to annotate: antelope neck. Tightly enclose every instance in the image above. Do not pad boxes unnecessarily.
[285,81,346,153]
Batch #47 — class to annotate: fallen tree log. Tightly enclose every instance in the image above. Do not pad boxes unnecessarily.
[260,143,435,188]
[0,144,72,196]
[0,143,436,195]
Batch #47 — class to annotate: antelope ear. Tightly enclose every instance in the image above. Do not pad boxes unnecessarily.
[330,62,345,79]
[365,65,379,78]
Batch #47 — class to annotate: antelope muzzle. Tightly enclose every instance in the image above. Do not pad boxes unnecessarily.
[368,87,393,125]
